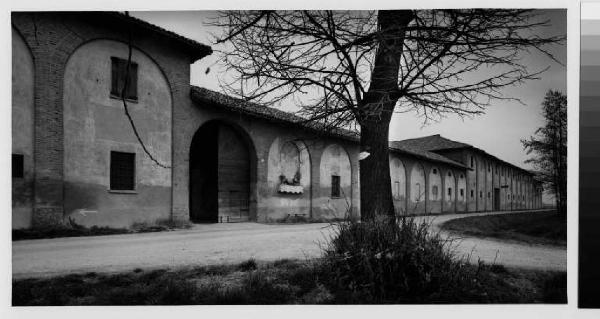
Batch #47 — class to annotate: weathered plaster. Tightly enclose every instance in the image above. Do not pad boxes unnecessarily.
[315,143,352,219]
[443,170,456,213]
[265,138,312,220]
[63,39,172,227]
[12,27,34,229]
[428,167,442,214]
[408,163,426,215]
[390,156,407,215]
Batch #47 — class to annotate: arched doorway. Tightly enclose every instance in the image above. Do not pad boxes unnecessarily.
[189,121,252,223]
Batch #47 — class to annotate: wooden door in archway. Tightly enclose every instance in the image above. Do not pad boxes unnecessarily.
[217,125,250,222]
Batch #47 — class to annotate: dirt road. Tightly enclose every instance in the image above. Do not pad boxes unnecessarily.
[12,210,566,279]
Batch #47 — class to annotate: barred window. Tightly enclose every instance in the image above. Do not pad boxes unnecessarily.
[111,57,138,100]
[12,154,24,178]
[331,175,340,198]
[110,151,135,190]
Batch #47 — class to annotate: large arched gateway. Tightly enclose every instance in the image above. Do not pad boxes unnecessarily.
[189,121,254,223]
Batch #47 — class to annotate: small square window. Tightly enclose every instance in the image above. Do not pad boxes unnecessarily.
[12,154,24,178]
[331,175,340,198]
[111,57,138,100]
[110,151,135,190]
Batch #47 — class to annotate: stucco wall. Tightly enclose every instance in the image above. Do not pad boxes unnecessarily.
[456,172,467,212]
[485,160,493,211]
[390,156,407,215]
[63,39,172,228]
[428,167,442,214]
[172,101,361,223]
[443,170,456,213]
[408,162,426,215]
[315,143,352,219]
[265,138,312,220]
[12,27,35,229]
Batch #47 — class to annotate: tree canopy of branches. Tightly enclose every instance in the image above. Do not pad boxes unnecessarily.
[522,90,567,216]
[213,10,564,220]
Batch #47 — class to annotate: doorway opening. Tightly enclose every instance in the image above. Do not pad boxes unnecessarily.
[189,121,252,223]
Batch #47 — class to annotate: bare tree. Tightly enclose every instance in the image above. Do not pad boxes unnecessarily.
[211,10,564,220]
[522,90,567,217]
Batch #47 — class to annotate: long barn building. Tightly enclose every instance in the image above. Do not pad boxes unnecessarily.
[11,12,543,229]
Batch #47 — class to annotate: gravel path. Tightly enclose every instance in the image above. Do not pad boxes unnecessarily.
[12,210,565,279]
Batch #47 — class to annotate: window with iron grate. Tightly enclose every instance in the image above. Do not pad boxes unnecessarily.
[331,175,340,198]
[110,151,135,190]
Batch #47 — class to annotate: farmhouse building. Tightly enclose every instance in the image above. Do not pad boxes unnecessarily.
[11,12,543,229]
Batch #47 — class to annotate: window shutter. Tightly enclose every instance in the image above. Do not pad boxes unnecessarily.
[127,62,138,100]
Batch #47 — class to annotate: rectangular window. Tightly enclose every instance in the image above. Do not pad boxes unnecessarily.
[394,181,400,198]
[460,189,464,197]
[331,175,340,198]
[447,188,452,196]
[110,151,135,190]
[470,156,474,168]
[12,154,24,178]
[470,190,474,198]
[111,57,138,100]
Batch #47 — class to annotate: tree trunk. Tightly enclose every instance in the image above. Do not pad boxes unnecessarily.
[358,10,414,221]
[360,122,395,220]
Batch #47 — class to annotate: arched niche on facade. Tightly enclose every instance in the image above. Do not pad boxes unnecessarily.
[389,156,407,215]
[409,163,426,214]
[428,166,442,214]
[318,143,352,218]
[457,173,467,204]
[267,138,311,193]
[443,170,456,212]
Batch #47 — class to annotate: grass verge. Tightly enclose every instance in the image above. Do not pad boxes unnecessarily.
[12,258,566,305]
[13,216,566,305]
[440,211,566,246]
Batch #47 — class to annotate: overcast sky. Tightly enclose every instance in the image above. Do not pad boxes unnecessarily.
[132,10,567,170]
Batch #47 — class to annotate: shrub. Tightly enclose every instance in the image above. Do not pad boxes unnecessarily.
[238,258,258,271]
[320,216,493,303]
